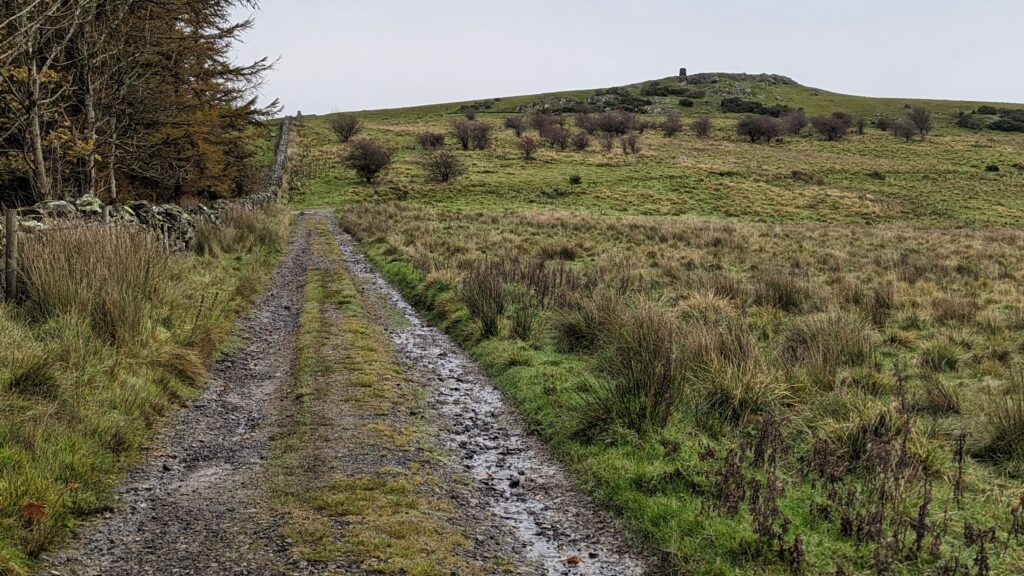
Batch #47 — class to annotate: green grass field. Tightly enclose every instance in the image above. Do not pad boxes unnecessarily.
[289,72,1024,575]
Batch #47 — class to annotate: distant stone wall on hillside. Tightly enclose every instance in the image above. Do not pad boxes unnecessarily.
[2,116,294,252]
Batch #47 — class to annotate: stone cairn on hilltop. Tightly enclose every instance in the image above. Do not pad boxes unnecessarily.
[2,116,293,252]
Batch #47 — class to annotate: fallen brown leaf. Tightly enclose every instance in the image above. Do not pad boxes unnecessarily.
[20,500,47,523]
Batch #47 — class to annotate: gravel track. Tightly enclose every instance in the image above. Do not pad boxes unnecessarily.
[46,222,313,576]
[44,213,650,575]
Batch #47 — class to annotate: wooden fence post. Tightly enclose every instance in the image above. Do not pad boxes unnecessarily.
[5,209,17,303]
[102,205,111,224]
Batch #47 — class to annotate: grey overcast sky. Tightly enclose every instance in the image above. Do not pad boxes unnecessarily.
[230,0,1024,115]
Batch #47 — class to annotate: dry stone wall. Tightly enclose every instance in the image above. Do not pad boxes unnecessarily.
[4,116,294,251]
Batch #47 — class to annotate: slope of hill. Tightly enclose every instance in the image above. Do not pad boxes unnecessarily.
[288,73,1024,574]
[291,72,1024,226]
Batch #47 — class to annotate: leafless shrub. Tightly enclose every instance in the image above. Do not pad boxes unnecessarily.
[344,138,393,183]
[329,114,361,143]
[470,121,492,150]
[811,113,851,141]
[503,116,525,137]
[661,112,683,137]
[595,110,636,135]
[416,131,445,150]
[891,119,918,142]
[692,116,713,138]
[541,124,570,150]
[570,131,590,151]
[908,106,934,139]
[420,150,466,183]
[452,119,473,150]
[737,115,783,144]
[452,119,491,150]
[781,109,807,135]
[517,135,540,160]
[621,132,641,154]
[528,110,560,132]
[854,115,866,134]
[575,112,597,134]
[633,117,657,134]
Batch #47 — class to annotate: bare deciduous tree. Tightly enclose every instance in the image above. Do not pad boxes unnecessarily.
[907,106,934,139]
[738,115,783,144]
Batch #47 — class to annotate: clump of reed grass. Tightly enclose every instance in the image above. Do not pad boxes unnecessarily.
[779,310,876,388]
[917,340,961,372]
[915,374,962,415]
[574,297,685,434]
[193,205,288,257]
[20,226,174,347]
[975,369,1024,463]
[551,290,624,353]
[752,269,819,312]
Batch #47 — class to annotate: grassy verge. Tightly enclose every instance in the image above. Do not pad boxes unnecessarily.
[341,207,1024,575]
[267,220,494,576]
[0,206,289,575]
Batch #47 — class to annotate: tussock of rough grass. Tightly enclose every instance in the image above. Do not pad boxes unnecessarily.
[778,309,876,388]
[194,205,289,257]
[20,227,173,347]
[575,296,685,435]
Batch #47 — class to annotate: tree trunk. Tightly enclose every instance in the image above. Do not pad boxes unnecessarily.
[108,119,118,201]
[84,74,97,197]
[28,62,51,201]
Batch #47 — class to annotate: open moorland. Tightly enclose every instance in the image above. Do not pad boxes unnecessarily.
[289,72,1024,575]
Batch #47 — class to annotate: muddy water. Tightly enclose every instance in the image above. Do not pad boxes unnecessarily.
[326,216,648,576]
